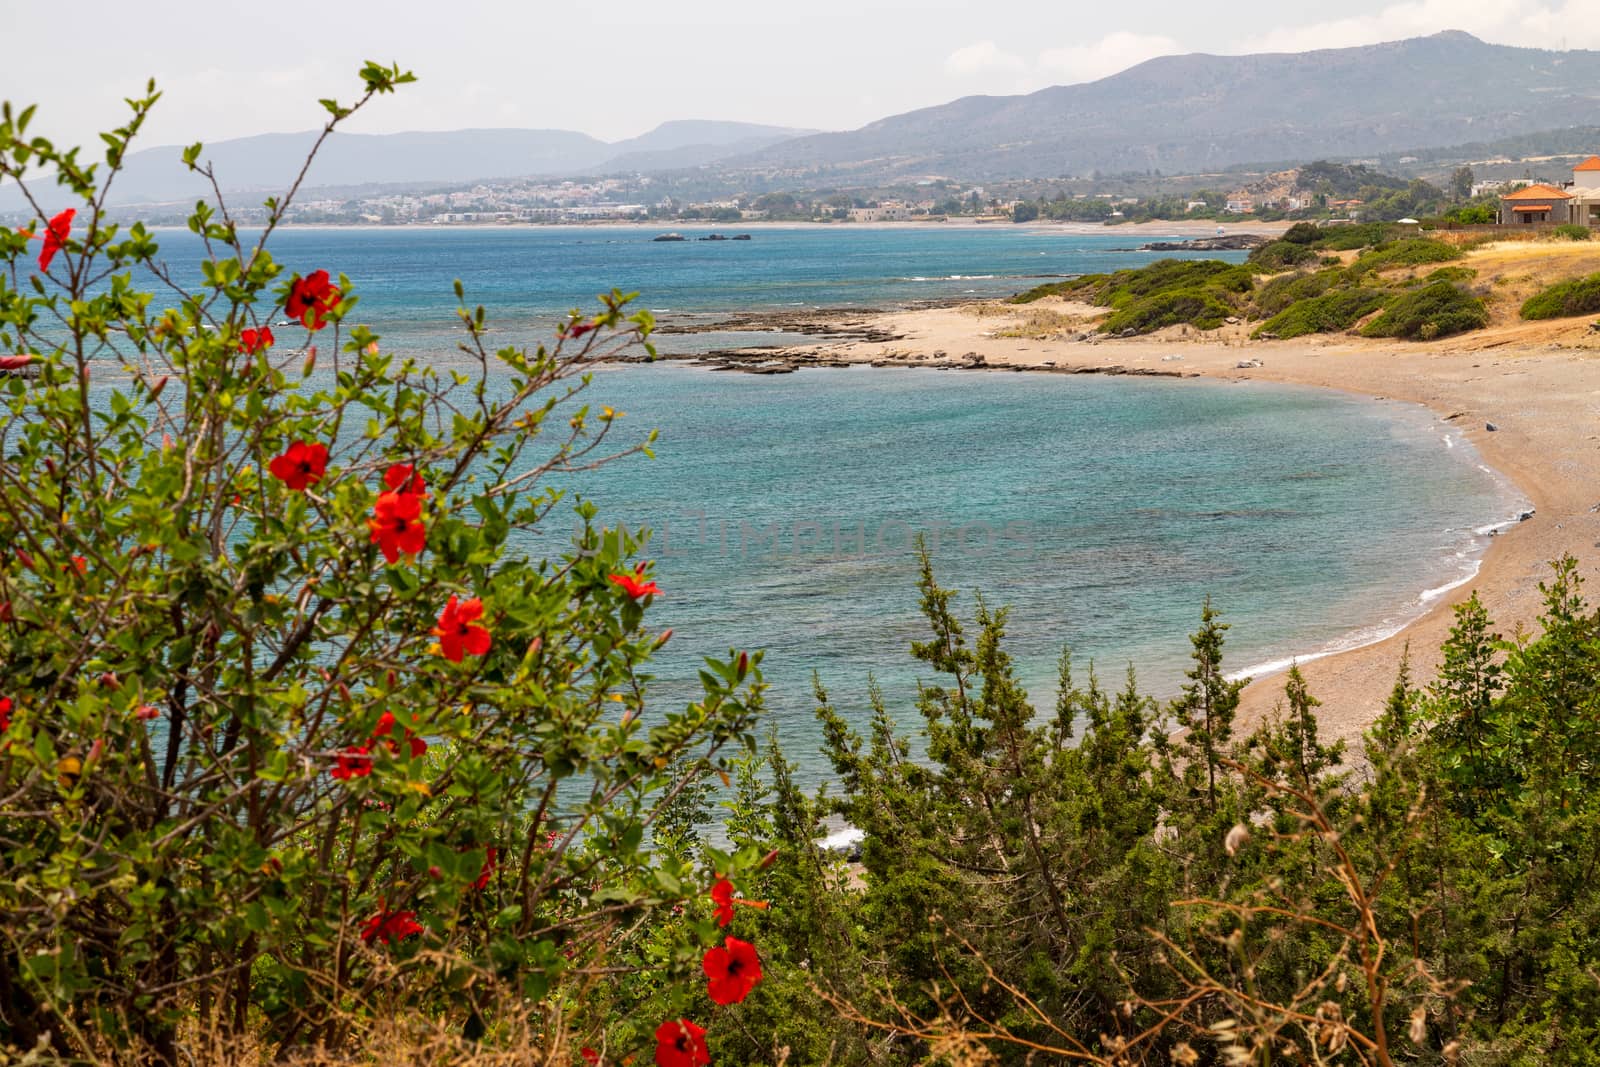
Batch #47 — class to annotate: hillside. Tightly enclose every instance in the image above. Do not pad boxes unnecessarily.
[729,32,1600,182]
[23,120,815,207]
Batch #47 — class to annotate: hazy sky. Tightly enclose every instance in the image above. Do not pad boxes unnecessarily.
[3,0,1596,152]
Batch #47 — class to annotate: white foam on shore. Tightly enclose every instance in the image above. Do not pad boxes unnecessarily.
[818,826,865,852]
[1227,419,1530,684]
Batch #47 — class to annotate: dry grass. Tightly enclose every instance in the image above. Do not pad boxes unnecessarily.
[992,308,1100,339]
[957,300,1020,319]
[1457,241,1600,330]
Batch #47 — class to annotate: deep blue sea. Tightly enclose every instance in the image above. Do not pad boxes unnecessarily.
[144,225,1523,782]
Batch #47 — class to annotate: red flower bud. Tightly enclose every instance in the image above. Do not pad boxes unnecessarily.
[758,848,780,870]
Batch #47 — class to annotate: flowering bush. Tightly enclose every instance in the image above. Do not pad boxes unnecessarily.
[0,68,769,1063]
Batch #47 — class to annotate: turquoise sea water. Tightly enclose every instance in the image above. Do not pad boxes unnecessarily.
[143,225,1521,782]
[216,224,1246,355]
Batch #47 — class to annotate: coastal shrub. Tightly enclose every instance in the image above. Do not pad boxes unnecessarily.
[1346,237,1462,277]
[1104,259,1253,303]
[753,549,1600,1065]
[1421,265,1478,285]
[1251,267,1344,317]
[1008,275,1100,304]
[1359,281,1488,339]
[0,71,769,1063]
[1312,222,1392,251]
[1098,287,1235,334]
[1252,287,1391,338]
[1247,239,1319,271]
[1279,221,1324,245]
[1520,272,1600,319]
[1553,223,1592,241]
[1014,260,1252,313]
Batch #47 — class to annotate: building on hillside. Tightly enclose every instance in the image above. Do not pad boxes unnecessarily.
[1328,199,1364,219]
[1471,179,1517,198]
[848,199,913,223]
[1497,183,1574,225]
[1185,200,1209,213]
[1223,191,1254,213]
[1565,157,1600,227]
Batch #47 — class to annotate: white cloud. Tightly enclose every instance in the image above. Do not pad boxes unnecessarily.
[944,40,1027,77]
[1037,32,1182,84]
[1235,0,1600,55]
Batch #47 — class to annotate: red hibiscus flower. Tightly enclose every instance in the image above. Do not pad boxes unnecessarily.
[0,697,11,732]
[384,462,428,498]
[653,1019,709,1067]
[703,936,763,1005]
[710,878,735,927]
[331,744,373,780]
[708,876,768,926]
[360,907,422,945]
[239,326,274,354]
[286,269,341,330]
[64,555,87,576]
[36,208,74,272]
[433,595,491,663]
[367,490,426,563]
[609,565,661,600]
[268,441,329,491]
[372,710,427,759]
[472,845,497,891]
[581,1049,600,1066]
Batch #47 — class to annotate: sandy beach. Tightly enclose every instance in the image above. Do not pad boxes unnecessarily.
[699,241,1600,745]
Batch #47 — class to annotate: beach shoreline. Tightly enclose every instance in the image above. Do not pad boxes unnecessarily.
[674,301,1600,745]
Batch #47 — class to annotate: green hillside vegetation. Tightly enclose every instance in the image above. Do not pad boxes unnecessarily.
[1346,237,1462,276]
[1254,287,1392,339]
[1100,289,1237,333]
[1248,239,1320,270]
[1521,272,1600,319]
[1360,280,1489,339]
[1422,265,1477,284]
[1012,226,1486,341]
[1253,267,1344,316]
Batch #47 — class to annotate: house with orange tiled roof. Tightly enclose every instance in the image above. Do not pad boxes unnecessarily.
[1568,158,1600,227]
[1498,183,1574,225]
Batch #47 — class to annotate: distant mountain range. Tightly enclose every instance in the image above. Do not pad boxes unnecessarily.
[9,30,1600,212]
[725,31,1600,183]
[67,120,817,206]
